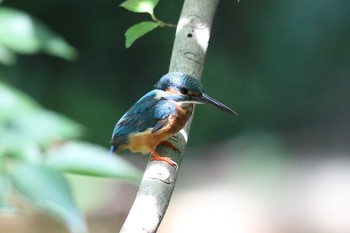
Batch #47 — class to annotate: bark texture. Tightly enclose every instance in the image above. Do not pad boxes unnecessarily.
[119,0,219,232]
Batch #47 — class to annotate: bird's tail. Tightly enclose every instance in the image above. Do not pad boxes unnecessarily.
[109,145,118,155]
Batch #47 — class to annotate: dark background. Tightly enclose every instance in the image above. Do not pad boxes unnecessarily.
[3,0,349,150]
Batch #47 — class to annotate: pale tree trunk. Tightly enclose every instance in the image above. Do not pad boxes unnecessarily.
[119,0,220,232]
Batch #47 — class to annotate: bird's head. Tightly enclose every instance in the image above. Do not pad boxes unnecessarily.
[154,72,237,115]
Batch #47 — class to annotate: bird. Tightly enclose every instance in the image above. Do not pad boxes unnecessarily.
[109,72,237,166]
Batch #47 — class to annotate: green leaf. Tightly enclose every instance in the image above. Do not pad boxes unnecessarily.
[125,21,160,48]
[120,0,159,15]
[7,110,85,147]
[0,137,42,163]
[0,174,8,206]
[0,7,77,60]
[0,44,17,65]
[46,141,141,183]
[9,162,87,233]
[0,173,16,213]
[0,81,40,123]
[0,82,83,160]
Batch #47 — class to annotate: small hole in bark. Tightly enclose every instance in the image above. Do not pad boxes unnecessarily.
[187,33,193,38]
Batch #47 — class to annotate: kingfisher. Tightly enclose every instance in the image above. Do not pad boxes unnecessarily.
[110,72,236,166]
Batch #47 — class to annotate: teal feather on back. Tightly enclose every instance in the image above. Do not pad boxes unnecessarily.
[110,90,177,151]
[109,72,236,157]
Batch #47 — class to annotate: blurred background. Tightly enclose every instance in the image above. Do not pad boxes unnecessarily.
[1,0,350,233]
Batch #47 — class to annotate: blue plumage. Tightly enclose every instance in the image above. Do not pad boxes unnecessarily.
[110,90,177,153]
[109,72,236,165]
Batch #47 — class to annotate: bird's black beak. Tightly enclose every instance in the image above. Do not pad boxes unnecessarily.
[193,93,237,115]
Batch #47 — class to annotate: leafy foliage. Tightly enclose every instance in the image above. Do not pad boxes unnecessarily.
[125,21,160,48]
[10,163,87,233]
[46,141,141,182]
[120,0,159,15]
[120,0,175,47]
[0,80,141,232]
[0,7,77,65]
[0,4,142,233]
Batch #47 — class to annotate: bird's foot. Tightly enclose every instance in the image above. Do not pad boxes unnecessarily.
[158,141,179,152]
[151,149,177,167]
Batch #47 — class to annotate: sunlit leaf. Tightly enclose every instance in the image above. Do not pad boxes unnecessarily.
[0,173,16,213]
[0,81,40,122]
[8,110,85,146]
[0,136,42,163]
[0,44,16,65]
[0,82,83,161]
[46,141,141,183]
[125,21,160,48]
[0,7,77,60]
[120,0,159,15]
[0,174,9,207]
[9,162,87,233]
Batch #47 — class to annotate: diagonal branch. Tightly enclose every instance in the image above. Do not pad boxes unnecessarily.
[119,0,220,232]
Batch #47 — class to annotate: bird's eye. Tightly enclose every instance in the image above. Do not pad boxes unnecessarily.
[180,87,189,95]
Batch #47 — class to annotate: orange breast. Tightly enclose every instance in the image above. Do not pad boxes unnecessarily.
[122,103,193,154]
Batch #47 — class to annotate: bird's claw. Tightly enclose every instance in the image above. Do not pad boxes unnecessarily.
[151,149,178,168]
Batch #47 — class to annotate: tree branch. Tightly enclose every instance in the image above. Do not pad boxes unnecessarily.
[119,0,220,232]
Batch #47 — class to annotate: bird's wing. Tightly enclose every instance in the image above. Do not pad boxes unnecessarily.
[110,90,176,147]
